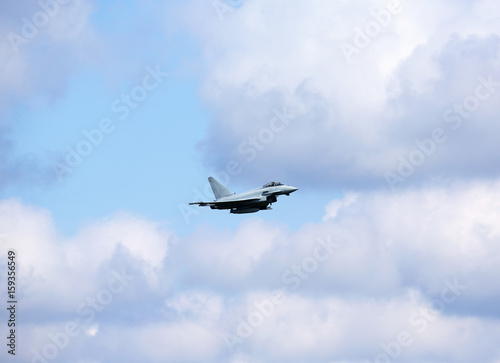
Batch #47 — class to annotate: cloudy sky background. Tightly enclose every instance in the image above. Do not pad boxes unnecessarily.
[1,0,500,362]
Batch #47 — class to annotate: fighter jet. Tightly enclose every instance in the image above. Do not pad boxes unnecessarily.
[190,177,298,214]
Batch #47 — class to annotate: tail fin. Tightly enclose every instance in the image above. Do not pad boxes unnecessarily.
[208,177,233,199]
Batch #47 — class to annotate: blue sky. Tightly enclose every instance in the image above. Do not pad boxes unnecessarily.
[1,1,500,362]
[2,0,331,236]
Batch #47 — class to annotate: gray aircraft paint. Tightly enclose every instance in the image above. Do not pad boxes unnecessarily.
[190,177,298,214]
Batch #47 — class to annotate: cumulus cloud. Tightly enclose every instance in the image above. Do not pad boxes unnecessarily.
[178,179,500,304]
[180,0,500,189]
[0,198,173,362]
[2,178,500,362]
[174,179,500,362]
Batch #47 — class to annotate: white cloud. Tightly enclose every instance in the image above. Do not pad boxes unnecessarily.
[0,198,172,313]
[176,180,500,303]
[4,177,500,361]
[181,0,500,188]
[223,291,500,363]
[177,219,287,286]
[164,290,225,324]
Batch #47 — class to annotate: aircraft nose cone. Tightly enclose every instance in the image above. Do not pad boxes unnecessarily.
[289,186,298,193]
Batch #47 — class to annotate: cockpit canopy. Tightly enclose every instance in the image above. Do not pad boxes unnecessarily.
[263,181,283,187]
